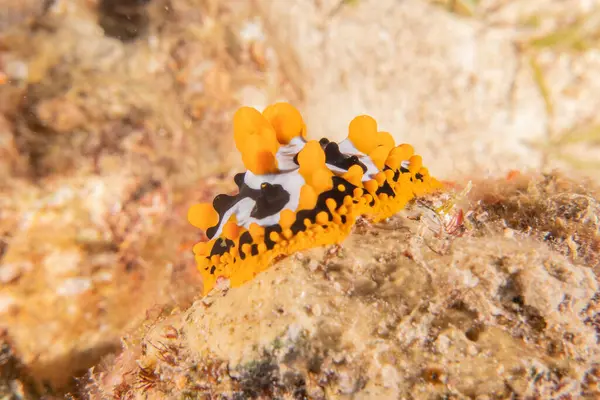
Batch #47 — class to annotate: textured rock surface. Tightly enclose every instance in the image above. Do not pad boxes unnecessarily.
[1,0,600,397]
[0,330,40,400]
[257,0,600,180]
[86,173,600,399]
[258,0,541,177]
[0,173,202,390]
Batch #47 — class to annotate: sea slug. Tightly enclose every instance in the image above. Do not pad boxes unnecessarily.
[188,103,443,295]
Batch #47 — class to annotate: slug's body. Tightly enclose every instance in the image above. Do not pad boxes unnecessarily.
[188,103,442,295]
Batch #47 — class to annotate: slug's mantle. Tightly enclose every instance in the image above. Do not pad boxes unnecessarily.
[188,103,443,295]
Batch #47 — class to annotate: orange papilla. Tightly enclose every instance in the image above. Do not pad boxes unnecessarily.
[376,131,395,151]
[408,155,423,174]
[297,141,333,193]
[384,169,395,181]
[222,221,241,240]
[262,102,307,144]
[188,203,219,232]
[325,198,337,212]
[279,209,297,229]
[233,107,279,153]
[309,169,334,193]
[374,172,387,186]
[342,164,364,187]
[241,142,279,175]
[364,179,379,194]
[248,223,265,241]
[316,211,329,225]
[298,185,318,210]
[233,107,280,174]
[297,141,325,175]
[192,241,212,256]
[348,115,379,154]
[385,154,402,170]
[389,144,414,162]
[368,145,390,170]
[269,231,280,242]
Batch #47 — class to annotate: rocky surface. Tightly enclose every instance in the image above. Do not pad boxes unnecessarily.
[1,0,599,398]
[86,173,600,399]
[0,330,40,400]
[258,0,600,180]
[1,0,258,393]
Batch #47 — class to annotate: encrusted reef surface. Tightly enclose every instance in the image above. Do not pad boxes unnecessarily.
[0,330,40,400]
[2,0,600,398]
[86,173,600,399]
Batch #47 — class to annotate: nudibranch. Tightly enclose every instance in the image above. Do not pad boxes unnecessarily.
[188,103,443,295]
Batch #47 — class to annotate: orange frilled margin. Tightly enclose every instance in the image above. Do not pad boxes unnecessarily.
[188,103,443,295]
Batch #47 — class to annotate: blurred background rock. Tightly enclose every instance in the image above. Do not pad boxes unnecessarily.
[0,0,599,398]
